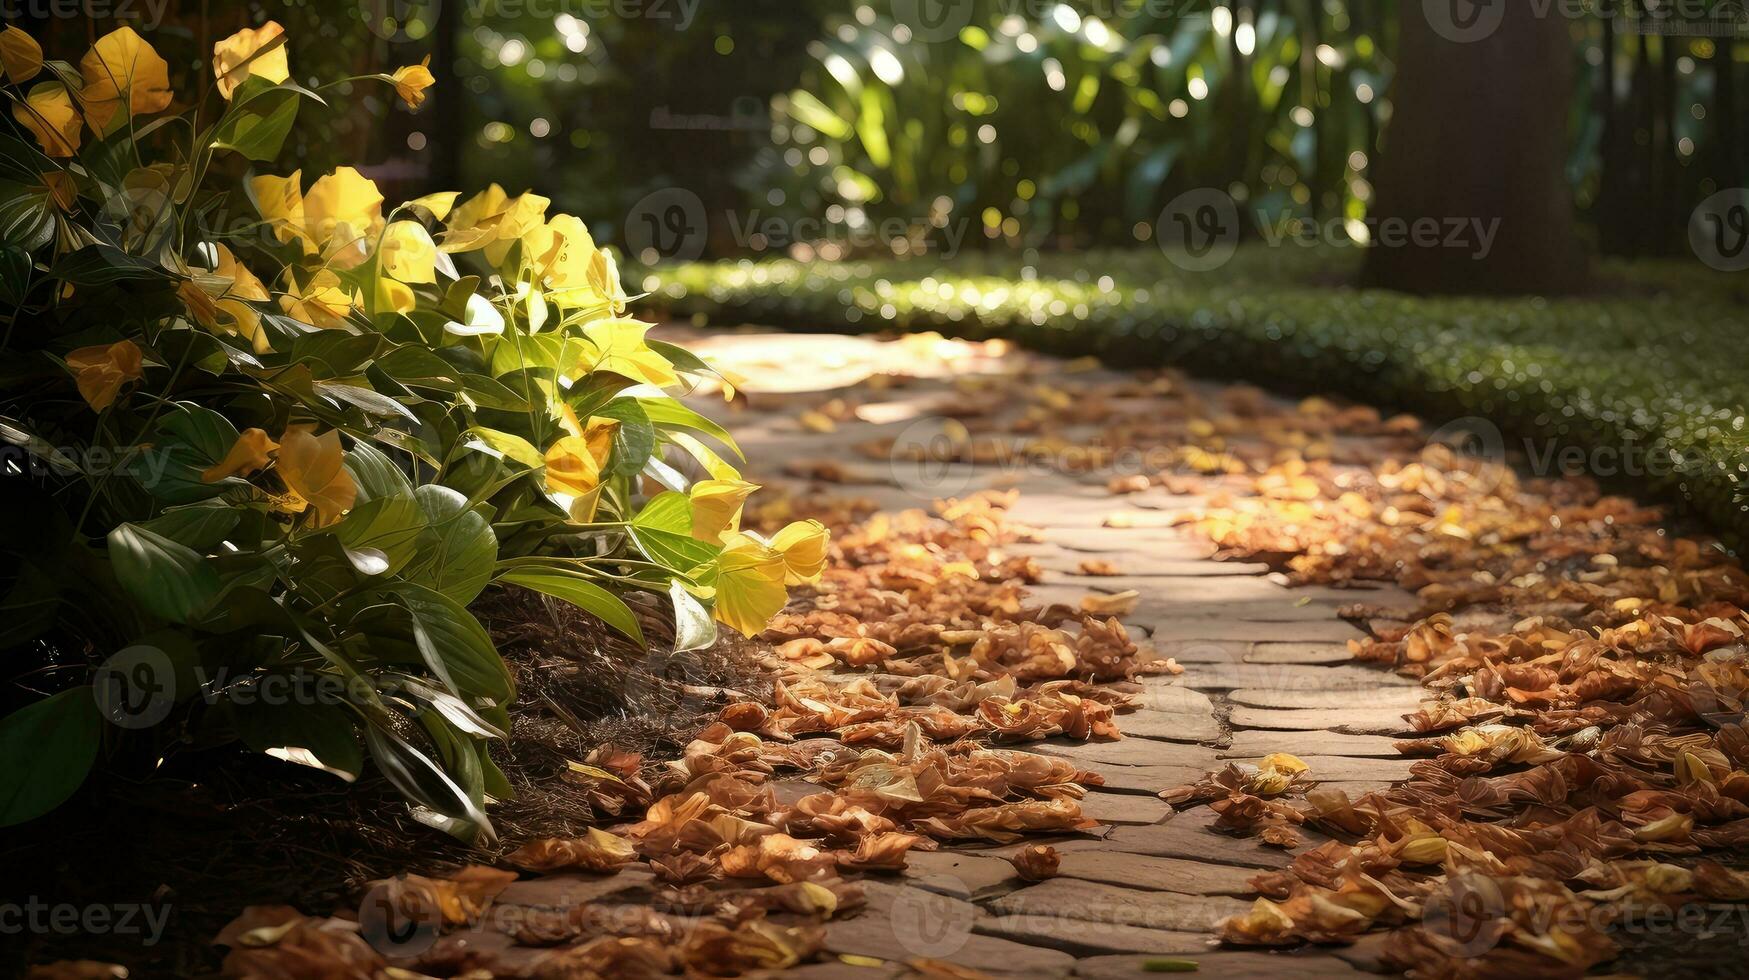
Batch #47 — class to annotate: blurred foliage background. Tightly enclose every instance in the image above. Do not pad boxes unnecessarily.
[30,0,1747,261]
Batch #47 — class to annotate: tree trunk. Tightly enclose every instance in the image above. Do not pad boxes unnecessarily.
[1363,1,1588,294]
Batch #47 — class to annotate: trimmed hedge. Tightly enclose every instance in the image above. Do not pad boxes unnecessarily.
[645,247,1749,544]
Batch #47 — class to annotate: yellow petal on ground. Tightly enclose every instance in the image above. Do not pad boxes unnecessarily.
[79,26,173,135]
[391,55,435,109]
[65,339,143,411]
[770,520,830,585]
[1,25,43,84]
[212,21,288,100]
[713,532,789,638]
[202,428,279,482]
[14,81,82,157]
[577,318,680,389]
[302,166,383,263]
[380,220,436,283]
[1259,753,1309,774]
[689,479,760,542]
[276,425,357,527]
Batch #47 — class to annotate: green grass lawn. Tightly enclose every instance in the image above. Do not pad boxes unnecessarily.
[646,246,1749,544]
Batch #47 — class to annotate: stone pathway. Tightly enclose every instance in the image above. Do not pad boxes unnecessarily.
[674,331,1424,977]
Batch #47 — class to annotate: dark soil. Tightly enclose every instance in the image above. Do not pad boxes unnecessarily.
[0,585,769,978]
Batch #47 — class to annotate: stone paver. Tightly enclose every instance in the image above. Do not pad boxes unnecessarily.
[674,332,1435,978]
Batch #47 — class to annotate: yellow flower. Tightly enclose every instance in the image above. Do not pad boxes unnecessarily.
[577,319,680,389]
[525,216,630,315]
[276,425,357,527]
[376,277,416,315]
[302,166,384,266]
[209,244,272,353]
[380,220,437,283]
[523,213,594,287]
[202,428,278,483]
[770,520,830,585]
[585,247,629,316]
[65,339,143,411]
[712,532,789,638]
[213,21,288,100]
[14,81,81,157]
[688,479,759,542]
[250,170,309,251]
[1,25,43,85]
[178,280,221,329]
[279,269,359,329]
[39,172,76,211]
[544,417,618,522]
[391,56,435,109]
[79,26,173,136]
[441,184,550,264]
[543,417,617,493]
[407,191,460,222]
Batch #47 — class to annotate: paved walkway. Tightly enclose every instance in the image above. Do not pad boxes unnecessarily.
[679,331,1421,978]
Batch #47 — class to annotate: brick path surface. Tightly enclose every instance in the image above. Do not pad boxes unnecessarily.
[676,331,1421,977]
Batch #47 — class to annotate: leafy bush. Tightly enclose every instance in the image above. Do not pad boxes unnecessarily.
[651,248,1749,543]
[0,22,825,843]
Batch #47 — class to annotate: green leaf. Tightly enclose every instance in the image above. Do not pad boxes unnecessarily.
[51,244,166,286]
[345,440,416,502]
[211,76,301,161]
[0,689,102,826]
[669,579,717,653]
[139,500,241,552]
[378,583,515,703]
[108,523,221,623]
[641,396,745,460]
[233,700,363,782]
[462,426,544,470]
[334,494,427,577]
[363,723,495,845]
[595,398,657,478]
[0,182,56,252]
[498,566,645,646]
[630,492,721,574]
[133,402,241,504]
[402,485,497,605]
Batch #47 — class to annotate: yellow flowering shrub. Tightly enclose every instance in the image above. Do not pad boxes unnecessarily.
[0,24,823,842]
